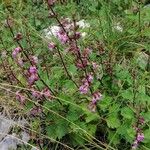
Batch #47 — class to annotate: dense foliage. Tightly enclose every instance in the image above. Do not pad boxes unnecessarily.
[0,0,150,149]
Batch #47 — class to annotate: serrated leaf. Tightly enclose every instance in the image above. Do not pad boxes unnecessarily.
[126,127,136,142]
[121,107,134,119]
[142,112,150,122]
[85,113,99,123]
[143,129,150,143]
[99,96,112,110]
[106,114,121,129]
[121,89,134,101]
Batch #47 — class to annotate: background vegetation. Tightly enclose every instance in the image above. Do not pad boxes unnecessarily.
[0,0,150,149]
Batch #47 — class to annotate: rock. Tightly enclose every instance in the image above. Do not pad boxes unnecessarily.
[0,115,12,141]
[0,115,30,150]
[42,19,90,39]
[0,134,19,150]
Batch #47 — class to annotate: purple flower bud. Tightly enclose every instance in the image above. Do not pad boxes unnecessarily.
[88,102,96,112]
[29,66,38,74]
[28,74,38,86]
[48,42,56,50]
[137,133,144,142]
[139,117,145,125]
[87,74,93,83]
[79,82,89,94]
[57,32,69,44]
[14,32,23,41]
[30,56,38,64]
[92,91,102,104]
[42,88,51,98]
[48,0,56,6]
[92,62,99,70]
[76,58,88,69]
[16,91,25,105]
[12,47,21,58]
[31,89,42,99]
[30,106,42,116]
[17,58,24,67]
[132,140,138,149]
[74,32,81,39]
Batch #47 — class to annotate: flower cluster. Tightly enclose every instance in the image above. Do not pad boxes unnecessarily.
[45,16,103,113]
[76,48,91,69]
[12,47,24,67]
[12,47,21,58]
[28,66,39,86]
[88,91,102,112]
[48,42,56,51]
[31,87,52,100]
[30,106,42,116]
[48,0,56,6]
[132,133,144,149]
[30,56,38,65]
[14,32,23,41]
[132,117,145,149]
[15,91,26,105]
[79,74,93,94]
[56,30,69,44]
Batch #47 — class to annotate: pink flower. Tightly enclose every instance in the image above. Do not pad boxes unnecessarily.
[48,42,56,50]
[68,42,79,54]
[92,62,99,70]
[82,48,92,58]
[30,56,38,64]
[16,91,25,105]
[91,91,102,104]
[74,32,81,39]
[76,58,88,69]
[137,133,144,142]
[79,74,93,94]
[30,106,42,116]
[132,140,138,149]
[139,117,145,125]
[48,0,56,5]
[14,32,23,41]
[17,58,24,67]
[12,47,21,58]
[31,89,42,99]
[28,74,39,86]
[87,74,93,83]
[29,66,38,74]
[57,31,69,44]
[42,88,52,98]
[79,82,89,94]
[88,102,97,112]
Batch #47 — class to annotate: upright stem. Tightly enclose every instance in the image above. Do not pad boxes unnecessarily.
[56,47,79,88]
[6,17,63,104]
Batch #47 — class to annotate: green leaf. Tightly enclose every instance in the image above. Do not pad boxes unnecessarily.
[47,119,69,140]
[69,133,85,147]
[56,120,69,139]
[108,131,120,145]
[121,107,134,119]
[46,124,57,140]
[85,112,99,123]
[106,113,121,129]
[142,112,150,122]
[66,106,81,122]
[126,127,136,142]
[68,64,77,75]
[99,96,112,110]
[121,88,134,101]
[137,93,150,104]
[143,129,150,143]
